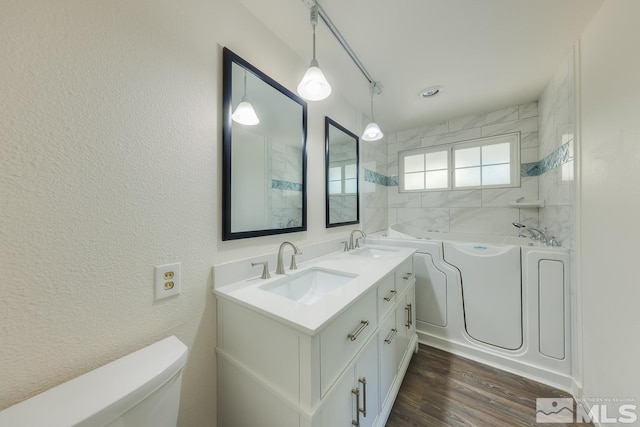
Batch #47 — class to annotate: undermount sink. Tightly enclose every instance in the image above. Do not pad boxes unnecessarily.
[350,246,399,258]
[259,267,357,305]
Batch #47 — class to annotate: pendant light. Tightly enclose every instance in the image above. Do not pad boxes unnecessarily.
[297,2,332,101]
[232,71,259,126]
[362,82,384,141]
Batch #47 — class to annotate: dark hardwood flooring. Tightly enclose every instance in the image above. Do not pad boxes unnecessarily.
[386,344,588,427]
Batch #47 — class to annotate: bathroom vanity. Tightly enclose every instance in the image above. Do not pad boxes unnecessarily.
[215,245,417,427]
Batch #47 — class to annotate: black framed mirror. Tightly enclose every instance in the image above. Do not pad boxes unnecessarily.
[325,117,359,228]
[222,48,307,240]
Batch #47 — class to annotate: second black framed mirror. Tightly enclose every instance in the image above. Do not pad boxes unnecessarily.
[325,117,359,228]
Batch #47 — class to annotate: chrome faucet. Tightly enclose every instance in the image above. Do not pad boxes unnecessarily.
[513,222,548,244]
[276,241,302,274]
[349,229,366,250]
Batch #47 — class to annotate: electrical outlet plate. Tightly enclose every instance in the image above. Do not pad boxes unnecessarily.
[155,263,181,300]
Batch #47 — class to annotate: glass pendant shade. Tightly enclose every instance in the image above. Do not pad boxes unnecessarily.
[232,97,259,126]
[362,121,384,141]
[297,59,332,101]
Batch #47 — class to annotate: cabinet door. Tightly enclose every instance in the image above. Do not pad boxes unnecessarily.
[355,337,379,427]
[318,337,379,427]
[316,367,354,427]
[395,283,416,364]
[379,311,398,408]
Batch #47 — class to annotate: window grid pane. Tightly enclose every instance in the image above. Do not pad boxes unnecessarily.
[481,164,511,186]
[404,154,425,173]
[481,143,511,165]
[425,151,448,171]
[425,170,448,189]
[455,167,481,187]
[404,172,425,190]
[455,147,480,168]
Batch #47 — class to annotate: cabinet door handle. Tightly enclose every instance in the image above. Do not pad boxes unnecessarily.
[383,290,397,301]
[402,273,413,280]
[358,377,367,417]
[351,388,360,426]
[405,303,413,328]
[348,320,369,341]
[384,328,398,344]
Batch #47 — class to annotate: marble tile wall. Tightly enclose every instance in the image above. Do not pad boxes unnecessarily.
[384,102,541,236]
[538,47,576,248]
[360,112,389,233]
[270,142,303,228]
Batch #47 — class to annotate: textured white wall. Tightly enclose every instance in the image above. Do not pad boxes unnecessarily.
[579,0,640,411]
[0,0,359,425]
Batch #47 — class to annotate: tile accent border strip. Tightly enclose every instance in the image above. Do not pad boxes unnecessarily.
[271,179,303,192]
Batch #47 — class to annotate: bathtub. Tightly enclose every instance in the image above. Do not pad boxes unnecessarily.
[366,224,573,391]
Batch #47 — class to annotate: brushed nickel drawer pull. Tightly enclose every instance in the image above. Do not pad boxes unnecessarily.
[402,273,413,280]
[383,290,397,301]
[405,303,413,328]
[358,377,367,417]
[351,388,361,426]
[348,320,369,341]
[384,328,398,344]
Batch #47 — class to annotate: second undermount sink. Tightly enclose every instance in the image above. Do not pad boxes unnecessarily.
[259,267,358,305]
[350,246,399,258]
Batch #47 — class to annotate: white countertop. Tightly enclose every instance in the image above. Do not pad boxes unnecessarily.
[214,244,416,335]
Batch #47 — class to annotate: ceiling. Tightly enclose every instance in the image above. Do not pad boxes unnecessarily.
[237,0,603,132]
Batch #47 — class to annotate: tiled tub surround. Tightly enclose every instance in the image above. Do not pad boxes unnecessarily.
[537,47,576,248]
[360,121,389,234]
[383,102,541,237]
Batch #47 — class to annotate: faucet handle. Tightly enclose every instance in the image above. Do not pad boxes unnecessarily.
[289,251,301,270]
[251,261,271,279]
[355,237,362,248]
[342,241,349,251]
[548,236,561,247]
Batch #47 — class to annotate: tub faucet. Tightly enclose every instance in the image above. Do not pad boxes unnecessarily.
[276,241,302,274]
[513,222,548,244]
[349,229,366,250]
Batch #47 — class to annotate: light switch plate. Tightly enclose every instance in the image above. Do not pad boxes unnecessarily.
[155,263,181,300]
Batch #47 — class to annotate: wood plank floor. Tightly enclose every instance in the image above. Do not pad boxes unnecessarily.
[386,344,588,427]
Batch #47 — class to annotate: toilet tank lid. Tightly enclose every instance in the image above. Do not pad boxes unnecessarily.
[0,335,188,427]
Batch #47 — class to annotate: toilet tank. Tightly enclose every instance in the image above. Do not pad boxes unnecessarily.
[0,336,188,427]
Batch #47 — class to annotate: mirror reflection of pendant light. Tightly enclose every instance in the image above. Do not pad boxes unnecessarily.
[362,81,384,141]
[297,2,332,101]
[232,71,259,126]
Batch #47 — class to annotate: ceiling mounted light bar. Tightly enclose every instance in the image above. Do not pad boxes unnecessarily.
[300,0,378,87]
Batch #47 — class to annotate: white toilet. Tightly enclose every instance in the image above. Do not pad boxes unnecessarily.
[0,335,188,427]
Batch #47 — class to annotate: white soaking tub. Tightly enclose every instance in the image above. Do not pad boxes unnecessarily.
[366,224,573,391]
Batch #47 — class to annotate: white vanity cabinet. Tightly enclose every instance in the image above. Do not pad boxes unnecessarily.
[215,250,417,427]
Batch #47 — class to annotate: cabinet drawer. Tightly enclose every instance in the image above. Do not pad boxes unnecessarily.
[395,257,414,293]
[320,289,377,397]
[377,273,396,320]
[379,311,398,406]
